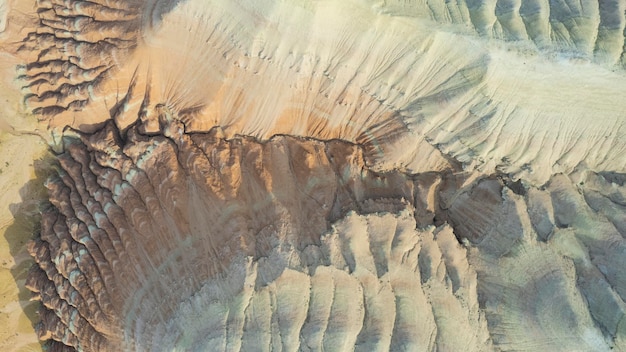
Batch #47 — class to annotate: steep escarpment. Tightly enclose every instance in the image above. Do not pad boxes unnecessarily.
[25,118,464,351]
[25,116,626,351]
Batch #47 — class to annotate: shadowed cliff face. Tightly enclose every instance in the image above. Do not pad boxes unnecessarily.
[6,0,626,351]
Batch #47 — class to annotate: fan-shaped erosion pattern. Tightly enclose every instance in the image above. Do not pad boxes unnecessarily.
[27,117,626,351]
[6,0,626,351]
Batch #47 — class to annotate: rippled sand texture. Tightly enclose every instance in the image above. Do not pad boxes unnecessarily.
[4,0,626,351]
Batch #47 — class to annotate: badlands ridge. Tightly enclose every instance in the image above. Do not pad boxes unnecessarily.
[27,114,626,351]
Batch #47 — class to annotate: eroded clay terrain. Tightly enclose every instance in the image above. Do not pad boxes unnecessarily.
[1,0,625,351]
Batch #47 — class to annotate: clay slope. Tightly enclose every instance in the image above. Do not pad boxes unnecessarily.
[26,117,626,351]
[19,0,626,184]
[25,117,459,351]
[8,0,626,351]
